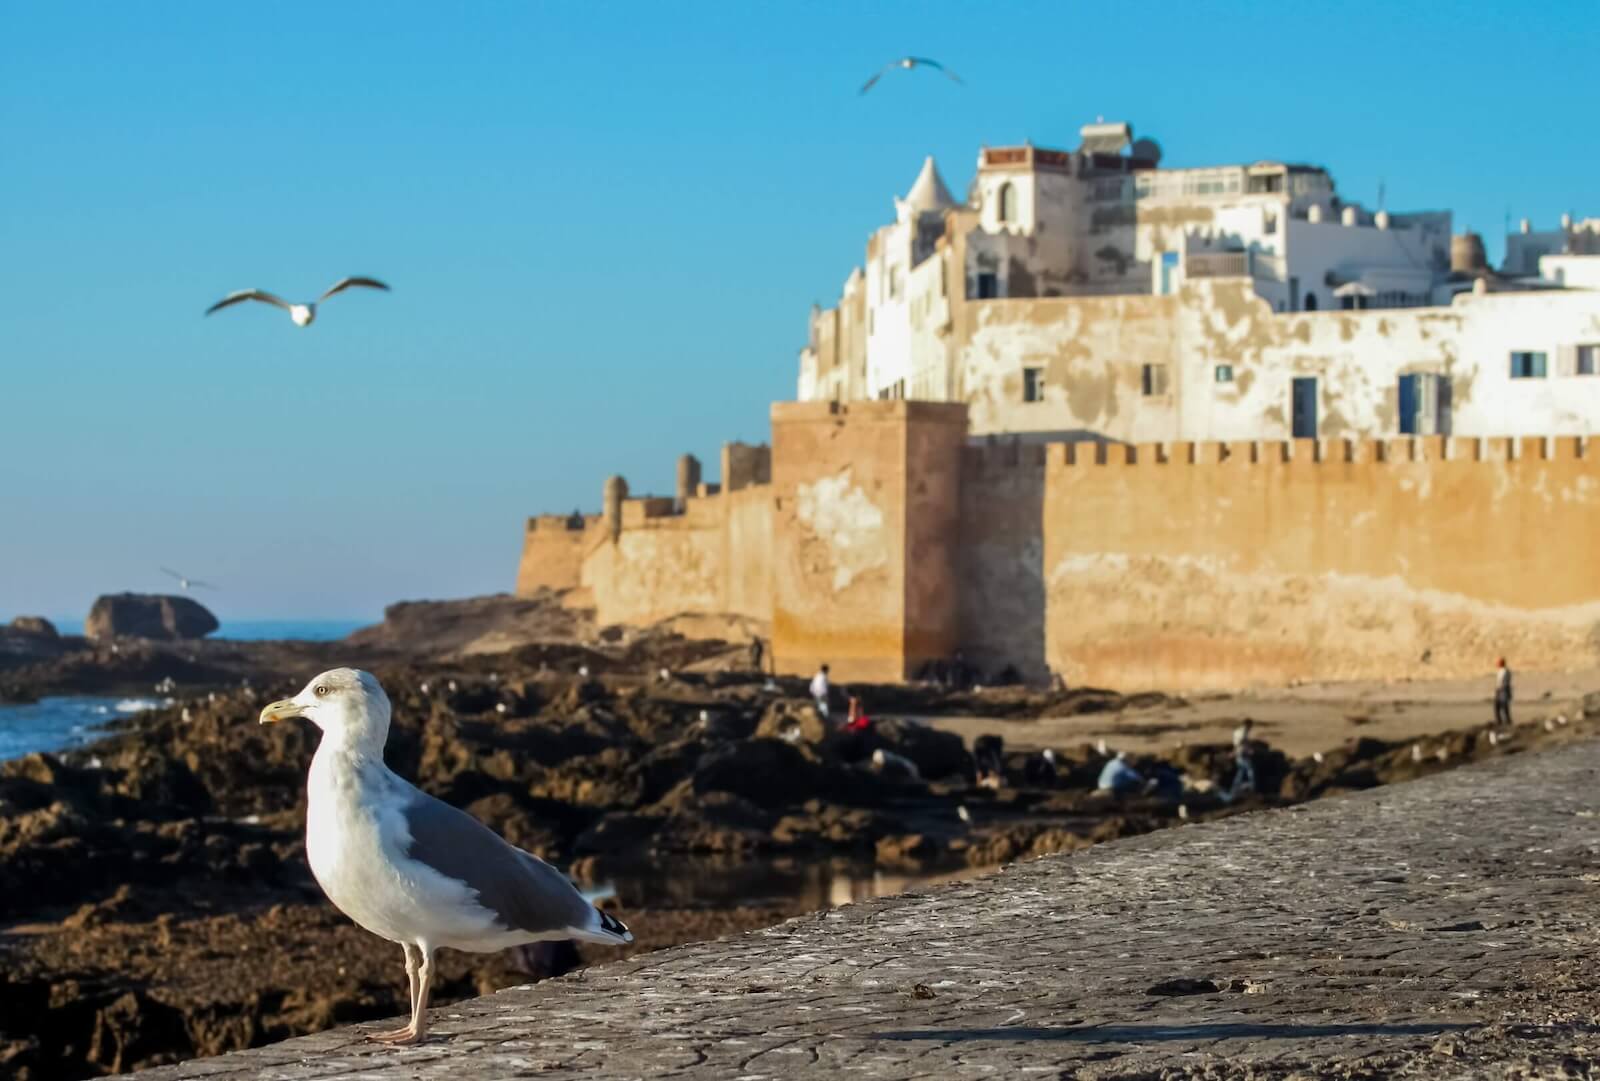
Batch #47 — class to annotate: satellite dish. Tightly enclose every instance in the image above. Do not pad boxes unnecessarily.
[1131,137,1162,165]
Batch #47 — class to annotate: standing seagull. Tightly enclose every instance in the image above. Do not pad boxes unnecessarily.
[204,276,390,326]
[860,56,963,95]
[259,668,631,1044]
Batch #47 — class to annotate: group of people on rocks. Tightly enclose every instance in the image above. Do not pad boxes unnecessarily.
[761,647,1527,801]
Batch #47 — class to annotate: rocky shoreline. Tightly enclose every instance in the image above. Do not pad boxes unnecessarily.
[3,613,1596,1079]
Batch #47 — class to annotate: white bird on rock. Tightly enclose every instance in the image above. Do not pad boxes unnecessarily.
[205,276,390,327]
[860,56,963,95]
[259,668,631,1045]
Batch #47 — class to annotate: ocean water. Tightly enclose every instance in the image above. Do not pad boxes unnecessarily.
[0,696,166,762]
[47,618,369,641]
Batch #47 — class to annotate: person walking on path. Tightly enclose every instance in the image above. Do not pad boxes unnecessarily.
[1494,658,1514,727]
[810,664,832,722]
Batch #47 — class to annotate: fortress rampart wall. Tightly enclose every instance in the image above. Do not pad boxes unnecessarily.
[520,413,1600,688]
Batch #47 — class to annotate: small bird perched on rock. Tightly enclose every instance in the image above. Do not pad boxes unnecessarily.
[260,668,631,1045]
[205,276,390,327]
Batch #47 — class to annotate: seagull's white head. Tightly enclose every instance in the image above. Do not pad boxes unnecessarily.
[290,304,316,327]
[259,667,390,748]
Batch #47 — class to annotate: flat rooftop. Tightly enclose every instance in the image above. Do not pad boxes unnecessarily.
[129,738,1600,1080]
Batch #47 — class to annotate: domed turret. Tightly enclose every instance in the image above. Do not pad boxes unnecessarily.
[900,156,957,214]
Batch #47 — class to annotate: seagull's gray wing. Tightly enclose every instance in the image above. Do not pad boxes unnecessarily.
[160,567,183,580]
[859,62,896,95]
[318,276,391,302]
[205,289,292,316]
[187,578,217,590]
[909,57,963,84]
[400,787,606,938]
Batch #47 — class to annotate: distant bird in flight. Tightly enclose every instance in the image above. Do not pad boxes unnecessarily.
[162,567,217,592]
[204,277,391,327]
[860,56,963,95]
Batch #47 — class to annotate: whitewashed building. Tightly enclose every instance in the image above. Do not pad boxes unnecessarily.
[798,121,1600,441]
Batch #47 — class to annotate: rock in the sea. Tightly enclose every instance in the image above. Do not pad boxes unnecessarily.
[6,616,57,639]
[84,593,218,642]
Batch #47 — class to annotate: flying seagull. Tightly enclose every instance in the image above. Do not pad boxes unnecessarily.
[259,668,631,1044]
[204,276,391,326]
[161,567,216,591]
[860,56,963,95]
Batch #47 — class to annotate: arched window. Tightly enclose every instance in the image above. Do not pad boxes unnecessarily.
[998,183,1017,225]
[1304,293,1318,311]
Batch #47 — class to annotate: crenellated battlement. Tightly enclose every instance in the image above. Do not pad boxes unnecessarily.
[525,513,601,534]
[1051,435,1595,467]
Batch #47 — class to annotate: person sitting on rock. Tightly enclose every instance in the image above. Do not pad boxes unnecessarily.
[1097,750,1144,795]
[1023,748,1058,786]
[870,747,921,782]
[1145,762,1185,802]
[973,733,1005,789]
[844,695,872,733]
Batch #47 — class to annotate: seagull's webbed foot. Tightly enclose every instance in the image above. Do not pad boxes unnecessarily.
[366,1024,423,1045]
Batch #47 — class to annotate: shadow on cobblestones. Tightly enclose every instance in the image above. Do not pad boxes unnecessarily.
[878,1021,1476,1042]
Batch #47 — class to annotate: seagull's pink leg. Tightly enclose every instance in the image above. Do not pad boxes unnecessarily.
[367,944,422,1043]
[367,947,433,1046]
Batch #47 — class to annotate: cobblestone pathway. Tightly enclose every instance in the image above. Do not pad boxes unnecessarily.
[131,741,1600,1080]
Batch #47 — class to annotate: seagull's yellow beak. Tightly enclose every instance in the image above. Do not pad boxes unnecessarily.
[259,699,305,726]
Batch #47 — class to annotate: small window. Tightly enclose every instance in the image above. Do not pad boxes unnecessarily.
[1578,344,1598,376]
[888,266,902,299]
[975,272,999,299]
[1141,363,1169,396]
[998,183,1018,224]
[1023,366,1046,402]
[1215,364,1234,384]
[1510,351,1548,379]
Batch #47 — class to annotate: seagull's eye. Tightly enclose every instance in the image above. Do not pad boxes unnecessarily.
[313,685,330,697]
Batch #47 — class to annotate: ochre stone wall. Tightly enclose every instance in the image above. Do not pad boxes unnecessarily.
[771,400,966,682]
[522,408,1600,691]
[958,442,1049,682]
[1041,436,1600,689]
[514,516,601,596]
[581,496,741,628]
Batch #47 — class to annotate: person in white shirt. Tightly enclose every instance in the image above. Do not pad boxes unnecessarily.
[810,664,831,721]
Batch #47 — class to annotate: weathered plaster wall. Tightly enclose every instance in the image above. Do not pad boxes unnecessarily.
[956,281,1600,442]
[1041,436,1600,690]
[514,516,602,595]
[772,401,904,681]
[576,448,775,629]
[771,401,965,681]
[581,499,724,627]
[962,295,1183,439]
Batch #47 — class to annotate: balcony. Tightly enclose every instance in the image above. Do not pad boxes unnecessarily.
[1185,250,1286,282]
[1185,252,1249,278]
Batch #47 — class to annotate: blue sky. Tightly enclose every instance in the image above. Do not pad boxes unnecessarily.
[3,1,1595,621]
